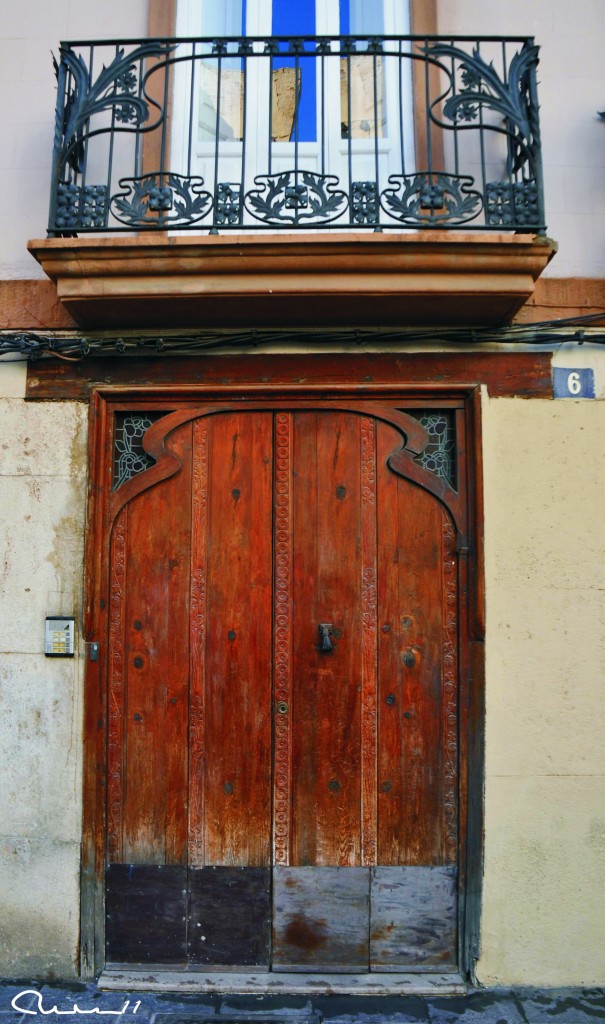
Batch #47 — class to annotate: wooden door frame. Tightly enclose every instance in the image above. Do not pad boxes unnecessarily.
[80,372,485,981]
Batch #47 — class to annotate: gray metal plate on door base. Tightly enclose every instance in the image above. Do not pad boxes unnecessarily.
[273,867,369,972]
[370,866,457,970]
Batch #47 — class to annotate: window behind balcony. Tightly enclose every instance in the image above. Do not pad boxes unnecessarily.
[171,0,414,222]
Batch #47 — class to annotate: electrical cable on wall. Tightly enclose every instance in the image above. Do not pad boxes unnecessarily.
[1,312,604,362]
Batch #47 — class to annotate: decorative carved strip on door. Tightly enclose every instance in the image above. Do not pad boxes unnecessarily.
[107,506,128,863]
[442,512,459,862]
[273,412,294,867]
[360,416,378,866]
[189,418,209,866]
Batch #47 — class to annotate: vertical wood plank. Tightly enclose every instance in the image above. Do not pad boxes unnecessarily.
[360,417,378,866]
[376,422,454,865]
[189,418,210,867]
[121,422,192,864]
[290,412,363,867]
[202,412,273,866]
[273,412,293,867]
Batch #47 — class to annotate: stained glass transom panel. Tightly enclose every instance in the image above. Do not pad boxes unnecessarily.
[113,412,165,490]
[406,410,456,490]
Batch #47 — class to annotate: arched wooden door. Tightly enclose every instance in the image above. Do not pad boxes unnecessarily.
[95,397,470,973]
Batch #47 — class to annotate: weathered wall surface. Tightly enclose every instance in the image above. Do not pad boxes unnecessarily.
[479,393,605,985]
[0,364,87,976]
[0,0,148,279]
[437,0,605,279]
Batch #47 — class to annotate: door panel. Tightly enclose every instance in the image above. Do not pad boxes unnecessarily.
[290,412,365,867]
[375,421,458,865]
[107,422,192,866]
[191,412,274,868]
[104,403,461,971]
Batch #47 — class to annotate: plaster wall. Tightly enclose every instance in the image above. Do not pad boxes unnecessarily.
[437,0,605,279]
[0,0,148,279]
[0,394,87,976]
[478,394,605,986]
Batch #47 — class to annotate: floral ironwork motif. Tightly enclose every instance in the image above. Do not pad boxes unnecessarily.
[486,179,540,226]
[110,173,213,228]
[381,173,482,226]
[424,41,541,176]
[245,171,348,224]
[114,413,164,489]
[47,35,545,235]
[407,411,456,490]
[55,182,108,229]
[351,181,378,224]
[56,42,172,175]
[215,183,242,225]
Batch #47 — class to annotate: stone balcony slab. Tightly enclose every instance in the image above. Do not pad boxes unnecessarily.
[28,232,557,329]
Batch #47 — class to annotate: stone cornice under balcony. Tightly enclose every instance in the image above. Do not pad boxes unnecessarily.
[28,232,557,329]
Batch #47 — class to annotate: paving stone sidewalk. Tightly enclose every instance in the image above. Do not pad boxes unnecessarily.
[1,981,604,1024]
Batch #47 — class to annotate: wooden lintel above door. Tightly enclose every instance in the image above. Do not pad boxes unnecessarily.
[28,232,556,329]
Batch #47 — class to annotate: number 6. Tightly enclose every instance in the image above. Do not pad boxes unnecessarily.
[567,371,582,396]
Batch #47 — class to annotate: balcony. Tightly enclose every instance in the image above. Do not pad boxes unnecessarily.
[29,34,556,327]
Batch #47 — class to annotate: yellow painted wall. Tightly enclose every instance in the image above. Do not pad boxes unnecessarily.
[479,395,605,985]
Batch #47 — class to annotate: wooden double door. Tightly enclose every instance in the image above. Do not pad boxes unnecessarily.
[99,397,466,972]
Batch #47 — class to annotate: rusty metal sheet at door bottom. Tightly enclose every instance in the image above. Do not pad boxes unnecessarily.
[370,866,458,971]
[272,867,369,972]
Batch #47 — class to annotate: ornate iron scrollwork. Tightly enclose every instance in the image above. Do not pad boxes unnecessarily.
[56,42,172,175]
[423,41,541,177]
[408,411,457,490]
[245,171,348,225]
[55,182,108,230]
[381,173,482,226]
[47,34,545,236]
[485,179,540,227]
[113,413,165,490]
[110,173,213,228]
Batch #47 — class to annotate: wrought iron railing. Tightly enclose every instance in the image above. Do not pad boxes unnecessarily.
[48,35,545,235]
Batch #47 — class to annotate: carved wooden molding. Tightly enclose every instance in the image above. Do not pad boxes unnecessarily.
[26,352,553,403]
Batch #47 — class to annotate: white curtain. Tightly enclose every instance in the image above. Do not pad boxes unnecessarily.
[199,0,243,36]
[347,0,384,34]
